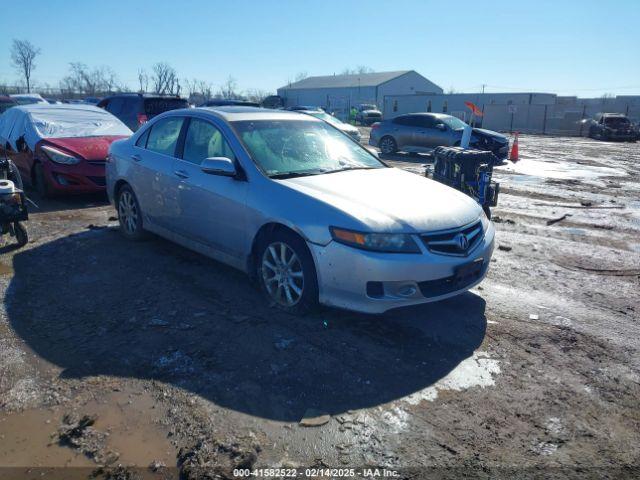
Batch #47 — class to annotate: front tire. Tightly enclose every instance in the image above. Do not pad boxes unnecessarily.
[33,163,51,198]
[379,136,398,155]
[117,184,145,240]
[256,230,318,315]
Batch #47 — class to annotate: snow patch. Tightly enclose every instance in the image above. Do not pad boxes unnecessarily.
[402,352,500,405]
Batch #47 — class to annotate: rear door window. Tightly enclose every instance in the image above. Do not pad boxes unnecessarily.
[135,128,150,148]
[394,115,421,127]
[144,98,189,117]
[145,117,184,156]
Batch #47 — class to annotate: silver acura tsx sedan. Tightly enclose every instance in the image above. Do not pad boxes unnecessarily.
[106,107,494,314]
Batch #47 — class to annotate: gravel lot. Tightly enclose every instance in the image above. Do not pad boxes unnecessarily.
[0,133,638,479]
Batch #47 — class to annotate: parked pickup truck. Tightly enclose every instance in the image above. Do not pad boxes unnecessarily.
[588,113,637,141]
[356,104,382,126]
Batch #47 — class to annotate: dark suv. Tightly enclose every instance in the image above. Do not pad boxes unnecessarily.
[97,93,189,131]
[588,113,637,141]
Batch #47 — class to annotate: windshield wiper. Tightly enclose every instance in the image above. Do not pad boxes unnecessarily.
[321,166,379,175]
[269,166,378,179]
[268,169,328,179]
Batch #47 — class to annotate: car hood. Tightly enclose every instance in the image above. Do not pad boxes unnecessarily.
[339,124,359,134]
[42,136,128,160]
[361,109,382,115]
[472,128,508,142]
[278,167,482,232]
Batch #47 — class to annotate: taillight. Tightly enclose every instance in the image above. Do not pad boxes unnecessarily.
[371,122,380,130]
[137,113,148,125]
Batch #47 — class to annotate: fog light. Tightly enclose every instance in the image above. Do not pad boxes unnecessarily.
[397,284,417,297]
[366,281,384,298]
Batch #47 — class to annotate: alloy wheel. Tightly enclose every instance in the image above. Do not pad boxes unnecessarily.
[261,241,304,307]
[118,190,138,235]
[380,137,396,154]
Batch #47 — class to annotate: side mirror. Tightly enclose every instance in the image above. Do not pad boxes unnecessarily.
[436,123,446,131]
[201,157,237,177]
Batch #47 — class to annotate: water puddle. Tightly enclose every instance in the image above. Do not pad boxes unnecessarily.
[0,387,177,468]
[0,262,13,276]
[402,351,501,405]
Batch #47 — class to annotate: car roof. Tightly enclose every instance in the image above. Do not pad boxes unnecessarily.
[189,106,318,122]
[103,93,187,100]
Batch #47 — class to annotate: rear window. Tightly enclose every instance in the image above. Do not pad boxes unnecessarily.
[144,98,189,116]
[604,116,630,127]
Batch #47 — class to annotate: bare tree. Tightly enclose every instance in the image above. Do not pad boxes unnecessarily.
[10,39,41,93]
[60,63,123,96]
[152,62,180,95]
[286,71,308,87]
[184,78,213,104]
[446,86,457,94]
[244,89,271,103]
[218,76,239,99]
[341,66,374,75]
[138,68,149,93]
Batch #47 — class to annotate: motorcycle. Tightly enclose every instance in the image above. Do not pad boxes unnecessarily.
[0,156,29,248]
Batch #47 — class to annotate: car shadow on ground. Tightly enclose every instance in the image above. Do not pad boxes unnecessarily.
[6,229,487,422]
[24,189,109,214]
[379,151,433,164]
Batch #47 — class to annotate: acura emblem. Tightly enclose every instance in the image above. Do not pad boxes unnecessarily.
[455,233,469,251]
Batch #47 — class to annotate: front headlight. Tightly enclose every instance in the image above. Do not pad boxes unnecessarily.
[480,209,491,232]
[330,227,421,253]
[41,145,81,165]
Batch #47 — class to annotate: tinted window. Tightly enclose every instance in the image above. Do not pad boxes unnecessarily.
[122,98,139,115]
[144,98,189,116]
[393,115,421,127]
[145,117,184,156]
[107,98,125,114]
[182,118,235,165]
[416,116,436,128]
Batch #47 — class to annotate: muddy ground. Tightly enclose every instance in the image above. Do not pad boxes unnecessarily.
[0,133,638,479]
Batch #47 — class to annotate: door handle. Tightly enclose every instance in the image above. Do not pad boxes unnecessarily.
[174,169,189,179]
[131,154,141,162]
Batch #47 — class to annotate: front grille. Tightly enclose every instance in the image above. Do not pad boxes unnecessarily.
[421,220,483,256]
[418,262,487,298]
[87,160,106,166]
[87,176,106,186]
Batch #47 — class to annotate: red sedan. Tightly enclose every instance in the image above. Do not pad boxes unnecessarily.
[0,104,131,196]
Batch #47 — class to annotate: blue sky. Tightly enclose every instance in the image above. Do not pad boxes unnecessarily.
[1,0,638,97]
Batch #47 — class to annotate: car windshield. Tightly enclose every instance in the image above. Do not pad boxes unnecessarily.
[360,105,376,110]
[441,116,469,130]
[604,117,630,127]
[232,119,384,178]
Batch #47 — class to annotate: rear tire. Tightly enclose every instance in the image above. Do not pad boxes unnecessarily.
[116,184,146,241]
[256,229,318,315]
[379,136,398,155]
[14,222,28,247]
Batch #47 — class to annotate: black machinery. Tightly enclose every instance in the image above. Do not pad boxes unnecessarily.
[427,146,500,218]
[0,157,28,247]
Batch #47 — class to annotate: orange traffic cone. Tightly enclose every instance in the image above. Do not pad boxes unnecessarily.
[509,132,519,162]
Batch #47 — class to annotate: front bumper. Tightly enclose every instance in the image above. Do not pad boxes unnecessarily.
[309,223,495,314]
[43,160,106,194]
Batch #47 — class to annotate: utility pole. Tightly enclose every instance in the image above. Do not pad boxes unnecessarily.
[481,84,486,94]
